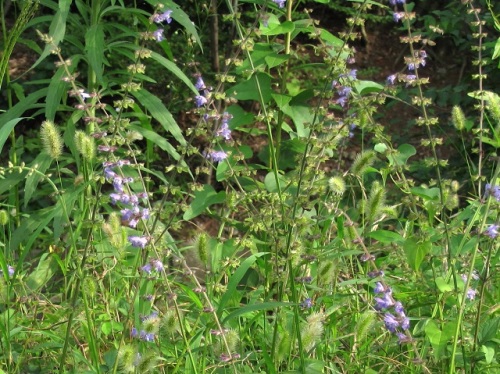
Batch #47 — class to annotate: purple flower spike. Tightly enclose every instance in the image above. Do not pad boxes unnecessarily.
[195,76,206,91]
[384,313,400,333]
[205,150,228,163]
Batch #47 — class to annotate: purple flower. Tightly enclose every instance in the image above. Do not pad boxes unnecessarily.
[374,293,394,310]
[205,150,228,163]
[400,314,410,330]
[273,0,286,8]
[384,313,400,333]
[337,86,352,97]
[374,282,386,294]
[466,288,478,300]
[153,28,165,42]
[151,259,164,272]
[194,95,208,107]
[300,298,313,309]
[394,301,405,315]
[128,236,149,248]
[397,332,411,344]
[484,183,500,201]
[139,330,155,342]
[152,9,172,24]
[131,327,138,338]
[1,265,14,278]
[216,122,232,140]
[195,76,206,91]
[104,166,117,180]
[393,12,405,22]
[141,263,153,274]
[386,74,397,85]
[485,224,499,239]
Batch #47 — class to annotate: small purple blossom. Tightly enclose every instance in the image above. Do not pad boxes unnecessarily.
[273,0,286,8]
[128,235,149,248]
[194,95,208,107]
[386,74,397,85]
[300,298,313,309]
[397,332,411,344]
[195,76,206,91]
[484,224,499,239]
[216,122,232,140]
[393,12,405,22]
[1,265,14,278]
[141,263,153,274]
[152,9,172,24]
[153,28,165,42]
[374,282,386,294]
[384,313,400,333]
[151,259,164,272]
[374,293,394,310]
[484,183,500,201]
[466,288,478,300]
[394,301,405,315]
[205,150,228,163]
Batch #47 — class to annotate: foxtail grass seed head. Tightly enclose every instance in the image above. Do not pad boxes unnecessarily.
[367,181,386,223]
[355,310,377,342]
[136,351,158,373]
[276,331,292,363]
[0,210,9,226]
[301,312,324,352]
[0,278,6,303]
[484,91,500,126]
[103,212,126,249]
[82,276,97,298]
[117,344,137,373]
[162,310,180,335]
[328,176,346,195]
[74,130,96,160]
[351,150,376,176]
[40,120,63,160]
[451,105,466,131]
[193,232,209,266]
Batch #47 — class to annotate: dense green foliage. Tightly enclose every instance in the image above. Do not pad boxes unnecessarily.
[1,0,500,373]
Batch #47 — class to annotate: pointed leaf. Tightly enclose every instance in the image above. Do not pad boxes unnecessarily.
[183,184,226,220]
[85,23,105,84]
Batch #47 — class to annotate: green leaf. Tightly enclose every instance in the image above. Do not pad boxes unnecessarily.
[24,153,52,208]
[354,80,384,95]
[265,53,290,69]
[128,124,181,161]
[222,301,292,323]
[387,143,416,166]
[264,172,288,193]
[218,252,269,317]
[368,230,405,243]
[101,321,123,336]
[131,89,186,146]
[492,37,500,60]
[0,118,25,154]
[478,317,500,345]
[149,51,198,94]
[45,59,78,121]
[228,72,273,104]
[261,21,295,36]
[410,186,440,200]
[403,237,430,271]
[85,23,105,85]
[374,143,388,153]
[183,184,226,220]
[435,276,454,293]
[25,253,59,292]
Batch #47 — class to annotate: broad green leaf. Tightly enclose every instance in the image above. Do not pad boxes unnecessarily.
[374,143,388,153]
[183,184,226,220]
[264,53,289,69]
[101,321,124,336]
[387,143,416,166]
[128,124,180,161]
[149,51,198,94]
[424,319,452,361]
[410,186,440,200]
[435,276,454,293]
[131,89,186,146]
[0,118,25,154]
[25,253,59,292]
[24,153,52,208]
[492,37,500,60]
[222,301,292,324]
[368,230,405,243]
[261,21,295,36]
[85,23,105,85]
[403,237,430,271]
[264,172,287,193]
[354,80,384,95]
[218,252,268,317]
[481,345,495,364]
[478,317,500,345]
[228,72,273,104]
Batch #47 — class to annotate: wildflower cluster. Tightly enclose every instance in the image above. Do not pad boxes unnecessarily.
[103,161,150,248]
[373,281,411,344]
[131,311,161,342]
[332,68,357,108]
[150,8,173,42]
[461,272,479,300]
[192,74,234,163]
